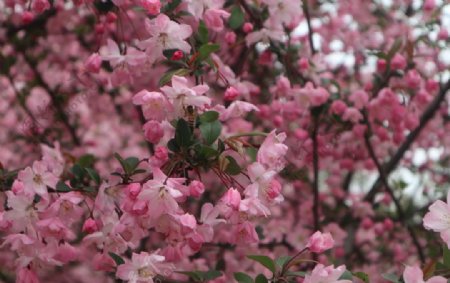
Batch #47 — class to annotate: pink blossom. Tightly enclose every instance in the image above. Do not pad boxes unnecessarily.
[224,86,239,101]
[160,75,210,117]
[82,218,99,234]
[257,130,288,172]
[32,0,50,13]
[17,268,40,283]
[423,191,450,247]
[116,252,173,283]
[403,265,446,283]
[139,0,161,15]
[391,54,407,70]
[203,9,230,32]
[143,120,164,143]
[189,180,205,198]
[84,53,102,73]
[132,90,169,121]
[304,264,351,283]
[307,231,335,253]
[243,22,253,33]
[18,161,58,197]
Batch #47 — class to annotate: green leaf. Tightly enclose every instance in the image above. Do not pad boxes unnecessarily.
[175,119,193,148]
[247,255,276,273]
[444,245,450,267]
[225,156,241,175]
[203,270,222,280]
[255,274,268,283]
[275,256,291,268]
[285,271,306,277]
[124,157,139,174]
[70,164,84,179]
[199,120,222,145]
[246,147,257,162]
[199,111,219,123]
[56,181,71,192]
[168,138,180,152]
[85,168,100,185]
[197,145,219,160]
[228,5,245,30]
[339,270,353,280]
[381,273,400,283]
[177,271,203,281]
[197,20,209,44]
[159,68,190,86]
[108,252,125,265]
[161,0,181,13]
[197,43,220,62]
[353,271,370,283]
[234,272,254,283]
[77,154,95,167]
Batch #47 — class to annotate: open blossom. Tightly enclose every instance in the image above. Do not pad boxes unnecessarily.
[160,75,210,117]
[138,168,185,218]
[132,90,169,121]
[100,39,146,67]
[423,191,450,247]
[257,130,288,172]
[116,252,173,283]
[304,264,352,283]
[307,231,335,253]
[139,14,192,62]
[18,161,58,197]
[403,265,446,283]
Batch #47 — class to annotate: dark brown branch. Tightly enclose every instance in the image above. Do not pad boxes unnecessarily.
[362,112,425,263]
[312,110,320,231]
[302,0,316,55]
[365,78,450,202]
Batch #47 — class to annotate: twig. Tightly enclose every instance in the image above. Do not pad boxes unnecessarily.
[302,0,316,55]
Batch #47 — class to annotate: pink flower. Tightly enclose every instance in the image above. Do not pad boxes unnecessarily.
[139,14,192,62]
[132,90,169,121]
[139,0,161,15]
[330,100,347,115]
[403,265,446,283]
[225,31,237,45]
[17,268,39,283]
[423,191,450,247]
[391,54,407,70]
[84,53,102,73]
[221,188,241,210]
[307,231,335,253]
[143,120,164,144]
[243,22,253,33]
[171,50,184,60]
[224,86,239,101]
[304,264,351,283]
[257,130,288,172]
[189,180,205,198]
[82,218,98,234]
[32,0,50,13]
[18,161,58,197]
[116,252,173,283]
[138,168,185,218]
[296,82,330,107]
[100,39,146,67]
[160,75,210,117]
[203,9,230,32]
[220,101,259,120]
[342,107,363,123]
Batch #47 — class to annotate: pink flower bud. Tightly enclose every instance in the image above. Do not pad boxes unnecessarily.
[383,218,394,230]
[222,188,241,210]
[139,0,161,15]
[171,50,184,60]
[143,120,164,143]
[307,231,335,253]
[224,86,239,101]
[95,24,105,34]
[330,100,347,115]
[423,0,435,11]
[21,11,35,24]
[225,32,237,45]
[189,180,205,198]
[298,58,309,71]
[106,12,118,23]
[377,59,387,73]
[361,217,373,230]
[294,129,309,140]
[391,54,406,70]
[84,53,102,73]
[32,0,50,13]
[126,183,141,200]
[266,179,282,200]
[82,218,98,234]
[438,28,449,41]
[243,22,254,33]
[154,146,168,161]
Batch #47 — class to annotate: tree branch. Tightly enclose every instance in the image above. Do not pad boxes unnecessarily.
[302,0,316,55]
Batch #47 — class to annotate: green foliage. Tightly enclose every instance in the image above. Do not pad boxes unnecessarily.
[228,5,245,30]
[247,255,276,273]
[234,272,254,283]
[108,252,125,265]
[177,270,222,282]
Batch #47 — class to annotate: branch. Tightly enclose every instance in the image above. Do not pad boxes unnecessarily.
[365,78,450,202]
[362,112,425,263]
[311,109,321,231]
[302,0,316,55]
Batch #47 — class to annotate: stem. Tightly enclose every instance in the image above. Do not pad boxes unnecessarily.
[302,0,316,55]
[362,112,425,263]
[312,112,320,232]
